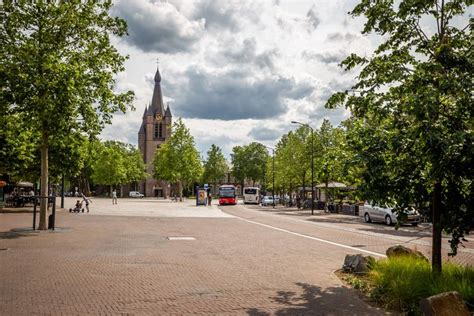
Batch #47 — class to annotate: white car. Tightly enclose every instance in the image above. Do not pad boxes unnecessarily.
[362,203,420,226]
[261,196,274,206]
[129,191,144,198]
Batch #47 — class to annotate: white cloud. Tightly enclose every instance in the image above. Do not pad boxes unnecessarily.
[102,0,382,157]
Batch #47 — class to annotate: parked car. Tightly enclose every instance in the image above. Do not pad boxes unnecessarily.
[129,191,144,198]
[261,196,274,206]
[362,203,420,226]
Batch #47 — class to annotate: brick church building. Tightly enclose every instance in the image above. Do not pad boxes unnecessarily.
[138,67,173,197]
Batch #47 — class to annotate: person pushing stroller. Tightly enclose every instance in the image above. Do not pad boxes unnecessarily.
[69,200,84,213]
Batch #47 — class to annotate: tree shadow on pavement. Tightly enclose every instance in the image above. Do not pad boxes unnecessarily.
[246,282,381,315]
[0,229,40,240]
[0,209,34,214]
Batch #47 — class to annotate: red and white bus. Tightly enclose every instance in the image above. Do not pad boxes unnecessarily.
[218,185,238,205]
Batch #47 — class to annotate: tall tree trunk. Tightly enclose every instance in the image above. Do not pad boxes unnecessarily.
[38,134,49,230]
[178,180,183,202]
[432,181,442,275]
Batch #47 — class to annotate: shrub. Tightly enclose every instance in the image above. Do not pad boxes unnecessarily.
[431,263,474,310]
[368,256,473,313]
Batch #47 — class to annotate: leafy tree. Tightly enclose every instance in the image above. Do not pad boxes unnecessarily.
[1,2,134,229]
[0,114,39,181]
[202,144,228,192]
[91,141,146,195]
[273,127,311,200]
[327,0,472,274]
[91,142,127,192]
[315,120,348,204]
[126,146,148,191]
[231,143,269,192]
[230,146,246,189]
[153,119,202,201]
[245,142,269,186]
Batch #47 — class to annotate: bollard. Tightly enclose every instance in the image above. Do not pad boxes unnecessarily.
[48,195,56,230]
[33,196,37,230]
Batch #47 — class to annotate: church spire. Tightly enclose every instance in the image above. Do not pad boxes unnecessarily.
[165,102,172,117]
[150,66,164,116]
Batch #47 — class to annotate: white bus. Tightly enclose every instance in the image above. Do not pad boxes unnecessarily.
[243,187,260,204]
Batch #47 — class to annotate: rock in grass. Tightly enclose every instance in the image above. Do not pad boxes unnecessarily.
[420,291,469,316]
[386,245,428,261]
[342,254,374,273]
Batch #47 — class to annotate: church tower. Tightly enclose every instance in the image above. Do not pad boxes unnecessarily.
[138,66,173,197]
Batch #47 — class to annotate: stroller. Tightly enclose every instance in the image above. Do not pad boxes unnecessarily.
[69,200,84,213]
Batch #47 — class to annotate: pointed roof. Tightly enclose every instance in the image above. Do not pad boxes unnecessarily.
[146,101,154,116]
[142,105,147,118]
[138,121,145,134]
[165,103,172,117]
[150,66,164,116]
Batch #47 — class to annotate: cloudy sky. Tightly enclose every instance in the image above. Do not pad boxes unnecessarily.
[100,0,387,158]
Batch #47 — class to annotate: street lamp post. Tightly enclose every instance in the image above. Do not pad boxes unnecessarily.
[261,144,276,208]
[291,121,315,215]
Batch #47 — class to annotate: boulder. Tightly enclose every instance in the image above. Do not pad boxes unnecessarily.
[420,291,470,316]
[386,245,428,261]
[342,254,374,273]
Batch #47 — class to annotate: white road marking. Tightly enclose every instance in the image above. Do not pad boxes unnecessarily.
[233,215,387,258]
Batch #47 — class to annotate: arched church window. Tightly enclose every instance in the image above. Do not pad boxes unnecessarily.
[154,123,159,139]
[159,123,163,138]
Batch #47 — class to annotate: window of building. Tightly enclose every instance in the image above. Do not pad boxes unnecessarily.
[159,123,163,138]
[154,123,159,139]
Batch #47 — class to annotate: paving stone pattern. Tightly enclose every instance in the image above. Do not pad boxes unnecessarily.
[0,199,385,315]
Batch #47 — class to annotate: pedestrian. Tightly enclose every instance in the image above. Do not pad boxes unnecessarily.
[112,189,118,205]
[208,192,212,206]
[81,193,92,213]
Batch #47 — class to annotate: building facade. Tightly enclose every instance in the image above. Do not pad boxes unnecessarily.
[138,67,172,197]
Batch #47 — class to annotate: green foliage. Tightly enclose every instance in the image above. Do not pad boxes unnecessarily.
[368,256,474,313]
[0,113,39,180]
[230,146,246,185]
[153,119,202,196]
[1,1,134,227]
[345,275,370,292]
[326,0,473,259]
[431,263,474,309]
[91,141,146,187]
[202,144,228,186]
[1,1,134,140]
[231,142,269,186]
[273,126,311,192]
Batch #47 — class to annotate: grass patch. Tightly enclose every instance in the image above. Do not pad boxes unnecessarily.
[340,256,473,314]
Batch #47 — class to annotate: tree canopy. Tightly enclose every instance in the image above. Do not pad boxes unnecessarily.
[91,141,146,191]
[326,0,472,273]
[202,144,228,188]
[1,1,134,229]
[153,119,202,200]
[231,142,269,188]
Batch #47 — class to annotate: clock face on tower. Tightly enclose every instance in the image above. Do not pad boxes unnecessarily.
[155,113,162,120]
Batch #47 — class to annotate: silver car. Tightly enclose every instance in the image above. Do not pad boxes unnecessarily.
[362,203,420,226]
[261,196,274,206]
